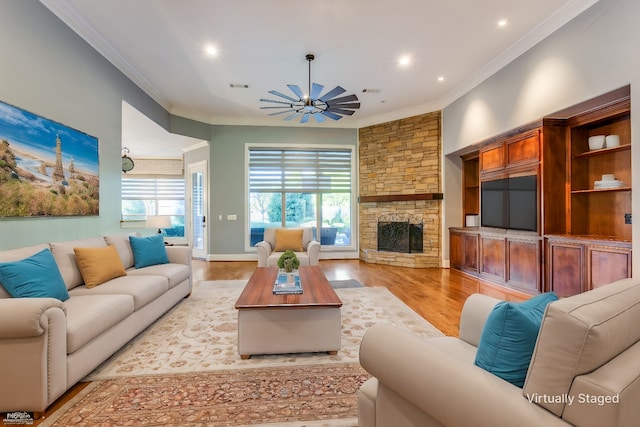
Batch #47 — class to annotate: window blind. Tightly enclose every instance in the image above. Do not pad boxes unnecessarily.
[122,178,185,200]
[248,148,352,193]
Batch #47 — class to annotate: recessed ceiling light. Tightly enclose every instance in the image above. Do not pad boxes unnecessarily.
[205,45,218,56]
[437,76,445,82]
[399,55,411,66]
[497,19,508,27]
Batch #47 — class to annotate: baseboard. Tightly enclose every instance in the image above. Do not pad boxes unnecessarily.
[206,252,360,262]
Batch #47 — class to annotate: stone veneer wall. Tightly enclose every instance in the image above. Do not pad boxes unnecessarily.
[359,112,442,268]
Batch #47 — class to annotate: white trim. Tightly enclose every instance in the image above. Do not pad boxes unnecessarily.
[206,251,360,262]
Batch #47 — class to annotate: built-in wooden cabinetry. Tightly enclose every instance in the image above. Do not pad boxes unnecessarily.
[451,86,632,296]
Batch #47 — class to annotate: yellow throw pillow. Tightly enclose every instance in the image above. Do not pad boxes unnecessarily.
[274,228,304,252]
[74,245,127,288]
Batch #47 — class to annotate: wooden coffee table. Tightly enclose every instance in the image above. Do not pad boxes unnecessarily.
[234,266,343,359]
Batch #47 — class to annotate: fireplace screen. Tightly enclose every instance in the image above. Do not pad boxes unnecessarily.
[377,221,423,253]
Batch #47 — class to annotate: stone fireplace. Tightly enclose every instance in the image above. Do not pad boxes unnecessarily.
[358,112,442,268]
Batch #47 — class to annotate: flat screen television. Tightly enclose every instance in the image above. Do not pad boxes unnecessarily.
[481,175,537,232]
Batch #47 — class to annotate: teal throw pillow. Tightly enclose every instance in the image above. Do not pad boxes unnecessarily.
[474,292,558,387]
[129,234,169,268]
[0,249,70,301]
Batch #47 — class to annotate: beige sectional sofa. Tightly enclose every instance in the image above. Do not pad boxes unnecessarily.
[358,278,640,427]
[0,234,192,416]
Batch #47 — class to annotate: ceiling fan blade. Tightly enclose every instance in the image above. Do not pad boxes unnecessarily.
[326,107,356,116]
[267,90,299,103]
[318,86,346,101]
[260,98,294,106]
[321,111,343,121]
[287,84,305,100]
[268,109,296,116]
[313,113,326,123]
[260,106,294,110]
[327,94,359,105]
[284,112,300,121]
[300,113,310,124]
[329,102,361,110]
[310,83,324,100]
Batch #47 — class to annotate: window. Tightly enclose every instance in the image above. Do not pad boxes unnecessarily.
[248,147,353,248]
[122,177,185,237]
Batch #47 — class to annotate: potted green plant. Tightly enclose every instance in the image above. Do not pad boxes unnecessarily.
[277,249,300,273]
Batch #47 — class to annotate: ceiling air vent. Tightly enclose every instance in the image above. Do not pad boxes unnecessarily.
[229,83,249,89]
[362,88,380,93]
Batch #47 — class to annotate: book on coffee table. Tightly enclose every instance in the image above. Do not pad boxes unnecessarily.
[273,273,303,294]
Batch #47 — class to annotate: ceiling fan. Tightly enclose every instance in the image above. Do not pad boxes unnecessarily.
[260,54,361,123]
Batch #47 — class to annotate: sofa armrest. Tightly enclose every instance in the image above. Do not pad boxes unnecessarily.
[0,298,68,413]
[306,240,320,265]
[458,293,501,346]
[165,245,192,266]
[255,241,272,267]
[0,298,65,338]
[359,323,570,427]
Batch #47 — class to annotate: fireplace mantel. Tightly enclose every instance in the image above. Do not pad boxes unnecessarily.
[358,193,443,203]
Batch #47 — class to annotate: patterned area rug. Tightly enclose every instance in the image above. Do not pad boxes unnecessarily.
[85,280,443,380]
[42,364,367,427]
[43,280,443,426]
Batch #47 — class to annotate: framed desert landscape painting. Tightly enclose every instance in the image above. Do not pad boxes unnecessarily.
[0,100,99,217]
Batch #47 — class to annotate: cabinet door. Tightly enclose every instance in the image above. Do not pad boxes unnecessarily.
[507,238,541,293]
[480,235,506,283]
[463,233,479,273]
[480,144,505,174]
[547,240,586,296]
[506,131,540,168]
[588,245,632,289]
[450,230,463,269]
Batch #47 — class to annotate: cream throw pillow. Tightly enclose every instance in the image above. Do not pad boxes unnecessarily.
[274,228,304,252]
[74,245,127,288]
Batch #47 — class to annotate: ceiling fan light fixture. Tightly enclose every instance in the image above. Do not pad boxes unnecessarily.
[260,54,360,123]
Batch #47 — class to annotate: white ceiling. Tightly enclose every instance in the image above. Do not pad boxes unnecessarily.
[41,0,599,157]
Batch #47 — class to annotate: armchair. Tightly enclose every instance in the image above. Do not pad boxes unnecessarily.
[255,227,320,267]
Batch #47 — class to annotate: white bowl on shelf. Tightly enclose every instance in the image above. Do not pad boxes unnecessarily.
[605,134,620,148]
[588,135,605,150]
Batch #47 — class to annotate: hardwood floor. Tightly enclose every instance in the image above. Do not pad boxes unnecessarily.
[30,259,524,425]
[194,259,522,337]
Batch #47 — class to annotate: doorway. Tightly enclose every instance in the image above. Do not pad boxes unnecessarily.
[188,161,208,259]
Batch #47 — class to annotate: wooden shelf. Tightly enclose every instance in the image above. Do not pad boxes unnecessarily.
[358,193,443,203]
[572,144,630,159]
[571,186,631,194]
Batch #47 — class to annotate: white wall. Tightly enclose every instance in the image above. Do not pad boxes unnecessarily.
[442,0,640,272]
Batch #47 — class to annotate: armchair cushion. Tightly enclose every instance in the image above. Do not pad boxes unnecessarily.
[274,228,304,252]
[0,249,70,301]
[474,292,557,387]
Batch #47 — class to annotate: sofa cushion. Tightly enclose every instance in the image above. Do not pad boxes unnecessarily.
[68,274,169,311]
[523,278,640,417]
[0,249,70,301]
[126,263,191,289]
[103,234,136,269]
[274,228,304,252]
[263,227,313,251]
[50,237,108,290]
[64,294,134,354]
[129,234,169,268]
[74,245,127,288]
[475,292,558,387]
